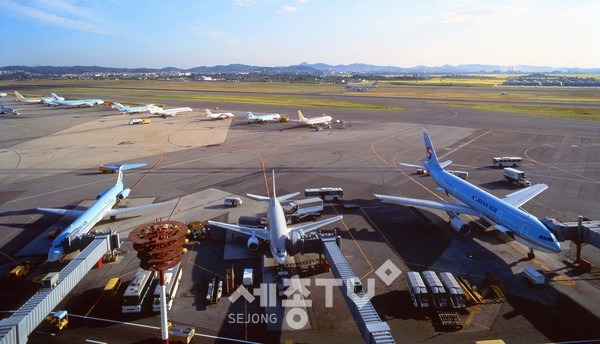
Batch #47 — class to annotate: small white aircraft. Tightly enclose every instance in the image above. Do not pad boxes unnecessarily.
[149,105,193,117]
[14,91,59,104]
[296,110,333,127]
[246,112,281,123]
[209,171,343,265]
[112,102,156,114]
[374,131,561,258]
[48,93,104,107]
[0,102,19,115]
[0,92,7,97]
[205,109,234,120]
[345,81,379,92]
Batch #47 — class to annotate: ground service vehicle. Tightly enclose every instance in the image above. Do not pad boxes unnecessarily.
[41,272,60,288]
[438,272,466,309]
[157,323,196,343]
[45,310,68,331]
[8,261,33,278]
[283,197,323,223]
[128,118,151,125]
[304,187,344,201]
[216,278,223,302]
[187,220,207,240]
[421,271,448,308]
[103,277,122,297]
[406,271,429,308]
[152,263,183,311]
[243,268,254,287]
[503,168,531,187]
[224,197,243,207]
[206,277,215,304]
[492,157,523,167]
[122,267,156,313]
[523,267,545,285]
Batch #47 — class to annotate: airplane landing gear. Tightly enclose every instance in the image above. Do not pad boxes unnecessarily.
[527,249,535,259]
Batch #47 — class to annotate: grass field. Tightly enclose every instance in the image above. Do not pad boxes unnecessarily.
[434,101,600,120]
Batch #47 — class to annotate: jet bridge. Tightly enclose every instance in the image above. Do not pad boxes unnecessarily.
[319,231,395,344]
[0,231,118,344]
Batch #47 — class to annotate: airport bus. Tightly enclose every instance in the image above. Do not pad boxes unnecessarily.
[492,156,523,167]
[406,271,429,308]
[438,272,466,309]
[421,271,448,309]
[304,187,344,201]
[122,267,156,313]
[152,262,183,312]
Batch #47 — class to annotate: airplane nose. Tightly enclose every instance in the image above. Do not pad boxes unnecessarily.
[48,249,64,262]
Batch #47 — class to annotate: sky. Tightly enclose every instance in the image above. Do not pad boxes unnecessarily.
[1,0,599,69]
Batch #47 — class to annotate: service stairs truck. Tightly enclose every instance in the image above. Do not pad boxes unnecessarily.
[503,167,531,187]
[283,197,324,223]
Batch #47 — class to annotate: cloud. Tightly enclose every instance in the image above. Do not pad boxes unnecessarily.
[441,6,528,24]
[234,0,257,6]
[277,5,297,13]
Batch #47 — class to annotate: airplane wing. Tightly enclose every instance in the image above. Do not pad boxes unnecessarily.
[374,194,483,216]
[502,183,548,208]
[398,160,450,170]
[37,207,86,218]
[104,199,175,217]
[289,215,343,235]
[207,220,270,240]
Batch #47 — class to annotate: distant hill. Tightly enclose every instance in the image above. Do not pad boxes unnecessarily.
[1,63,598,75]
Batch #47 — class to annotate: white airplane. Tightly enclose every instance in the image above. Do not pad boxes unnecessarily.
[205,109,234,120]
[48,93,104,107]
[37,163,174,262]
[0,102,19,115]
[14,91,59,104]
[149,105,193,117]
[374,131,561,259]
[246,112,281,123]
[0,92,7,97]
[296,110,333,127]
[112,102,156,114]
[209,171,343,265]
[345,81,379,92]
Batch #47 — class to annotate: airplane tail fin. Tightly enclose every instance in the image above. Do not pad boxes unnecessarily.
[423,132,442,170]
[372,81,379,87]
[246,112,255,119]
[298,110,306,123]
[14,91,24,101]
[110,163,147,185]
[51,93,60,101]
[247,170,300,202]
[113,102,123,110]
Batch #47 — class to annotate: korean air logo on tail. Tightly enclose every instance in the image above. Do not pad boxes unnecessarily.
[426,146,433,160]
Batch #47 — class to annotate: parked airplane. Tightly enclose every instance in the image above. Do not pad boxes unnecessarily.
[149,105,193,117]
[0,102,19,115]
[374,131,560,258]
[205,109,235,120]
[112,102,156,114]
[246,112,281,123]
[38,163,174,262]
[345,81,379,92]
[0,92,7,97]
[48,93,104,107]
[14,91,59,104]
[296,110,333,127]
[208,171,343,264]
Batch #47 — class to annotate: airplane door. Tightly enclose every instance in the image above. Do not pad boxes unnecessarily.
[495,211,504,223]
[521,224,530,236]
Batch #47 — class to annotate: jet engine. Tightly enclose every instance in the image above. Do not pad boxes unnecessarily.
[118,188,131,200]
[96,189,109,200]
[450,216,470,236]
[247,234,259,251]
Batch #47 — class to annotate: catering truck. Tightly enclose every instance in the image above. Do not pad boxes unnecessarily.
[503,168,531,187]
[283,197,324,223]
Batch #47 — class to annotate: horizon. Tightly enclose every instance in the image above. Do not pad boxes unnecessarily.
[1,1,599,69]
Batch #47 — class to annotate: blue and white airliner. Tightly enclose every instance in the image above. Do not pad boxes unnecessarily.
[209,171,343,265]
[47,93,104,107]
[246,112,281,123]
[112,102,156,114]
[374,132,560,258]
[38,163,174,262]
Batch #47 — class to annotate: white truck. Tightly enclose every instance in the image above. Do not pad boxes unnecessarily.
[503,167,531,187]
[283,197,324,223]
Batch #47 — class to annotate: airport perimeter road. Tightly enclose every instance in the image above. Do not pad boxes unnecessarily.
[1,89,599,343]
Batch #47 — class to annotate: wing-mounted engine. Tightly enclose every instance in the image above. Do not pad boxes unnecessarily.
[449,215,471,235]
[96,189,109,200]
[118,188,131,200]
[247,233,259,251]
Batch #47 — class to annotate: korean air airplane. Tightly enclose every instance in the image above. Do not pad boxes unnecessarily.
[374,131,560,258]
[0,102,19,115]
[246,112,281,123]
[112,102,156,114]
[48,93,104,107]
[38,163,174,262]
[209,171,343,265]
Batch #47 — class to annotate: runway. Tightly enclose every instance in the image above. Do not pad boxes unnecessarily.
[0,85,598,343]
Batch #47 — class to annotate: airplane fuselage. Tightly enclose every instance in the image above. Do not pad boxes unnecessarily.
[428,163,560,253]
[267,197,290,265]
[48,182,123,262]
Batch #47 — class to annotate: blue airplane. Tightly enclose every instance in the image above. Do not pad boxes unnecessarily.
[0,102,19,115]
[374,131,560,258]
[112,102,156,114]
[38,163,174,262]
[46,93,104,107]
